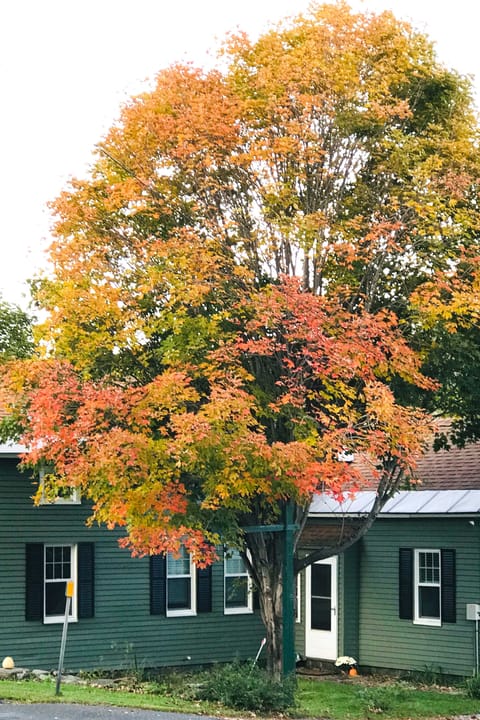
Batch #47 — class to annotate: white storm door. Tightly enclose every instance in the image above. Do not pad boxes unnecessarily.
[305,556,338,660]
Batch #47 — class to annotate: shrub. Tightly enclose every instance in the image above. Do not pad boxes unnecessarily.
[358,685,408,714]
[195,660,296,712]
[421,663,444,685]
[400,663,446,687]
[465,674,480,699]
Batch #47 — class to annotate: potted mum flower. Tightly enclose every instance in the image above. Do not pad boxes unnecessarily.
[335,656,358,676]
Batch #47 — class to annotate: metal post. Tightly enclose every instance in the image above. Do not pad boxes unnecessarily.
[282,501,296,677]
[476,617,479,676]
[55,581,74,696]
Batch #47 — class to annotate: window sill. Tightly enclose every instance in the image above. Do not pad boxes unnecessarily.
[413,618,441,627]
[166,610,196,618]
[224,607,253,615]
[38,496,81,506]
[44,616,78,624]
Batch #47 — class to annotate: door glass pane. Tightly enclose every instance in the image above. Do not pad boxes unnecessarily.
[311,597,331,630]
[311,564,332,630]
[312,564,331,596]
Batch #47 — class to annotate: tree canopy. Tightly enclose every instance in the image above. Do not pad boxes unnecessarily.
[3,2,480,676]
[0,297,33,363]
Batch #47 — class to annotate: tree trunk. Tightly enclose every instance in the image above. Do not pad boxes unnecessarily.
[242,473,403,678]
[244,529,285,680]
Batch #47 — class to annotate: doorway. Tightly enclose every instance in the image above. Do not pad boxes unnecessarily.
[305,556,338,660]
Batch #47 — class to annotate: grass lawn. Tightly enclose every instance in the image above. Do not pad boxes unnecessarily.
[0,673,478,718]
[296,676,480,718]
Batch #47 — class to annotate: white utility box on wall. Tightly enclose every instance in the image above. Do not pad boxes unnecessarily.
[466,603,480,620]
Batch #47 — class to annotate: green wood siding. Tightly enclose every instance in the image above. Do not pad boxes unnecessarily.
[358,518,480,677]
[0,459,265,671]
[341,545,360,660]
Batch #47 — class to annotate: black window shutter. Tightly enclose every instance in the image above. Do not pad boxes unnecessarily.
[78,543,95,619]
[196,566,212,613]
[399,548,413,620]
[441,549,456,623]
[150,555,166,615]
[25,543,44,621]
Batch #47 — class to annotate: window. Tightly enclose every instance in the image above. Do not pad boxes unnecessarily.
[399,548,456,625]
[415,550,440,625]
[38,467,80,505]
[150,554,212,616]
[25,543,94,623]
[167,547,195,616]
[44,545,77,623]
[224,548,252,614]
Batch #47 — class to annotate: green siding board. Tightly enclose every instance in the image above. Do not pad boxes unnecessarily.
[0,461,265,671]
[341,544,360,660]
[337,554,344,656]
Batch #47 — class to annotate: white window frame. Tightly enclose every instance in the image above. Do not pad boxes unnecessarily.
[43,544,78,624]
[224,548,253,615]
[166,548,196,617]
[38,467,81,505]
[295,572,301,623]
[414,549,441,627]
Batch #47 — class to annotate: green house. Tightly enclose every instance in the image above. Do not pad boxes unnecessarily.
[0,444,265,672]
[4,431,480,678]
[297,439,480,678]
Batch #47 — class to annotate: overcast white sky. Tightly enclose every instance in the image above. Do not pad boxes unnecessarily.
[1,0,479,308]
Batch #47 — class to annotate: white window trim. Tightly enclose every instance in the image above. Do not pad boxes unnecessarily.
[414,548,441,627]
[38,467,81,505]
[43,544,78,624]
[295,573,301,623]
[166,551,196,617]
[224,548,253,615]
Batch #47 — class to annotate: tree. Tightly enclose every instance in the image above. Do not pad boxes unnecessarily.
[0,297,34,442]
[3,280,433,675]
[3,2,480,677]
[0,297,33,362]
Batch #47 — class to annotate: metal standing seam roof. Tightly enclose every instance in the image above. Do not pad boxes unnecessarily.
[309,489,480,516]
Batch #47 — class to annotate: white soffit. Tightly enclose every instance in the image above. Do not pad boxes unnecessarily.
[0,442,26,457]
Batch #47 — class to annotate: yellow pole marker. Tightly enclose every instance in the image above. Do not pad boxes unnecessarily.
[56,582,74,696]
